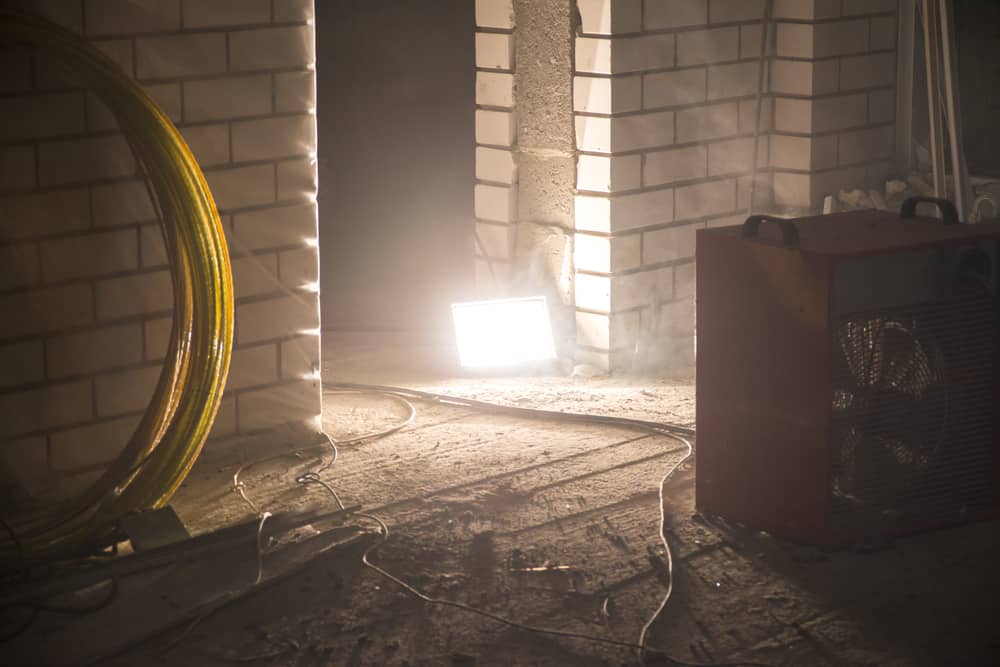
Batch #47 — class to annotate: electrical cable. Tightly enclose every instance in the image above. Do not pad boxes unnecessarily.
[0,11,234,565]
[228,382,767,667]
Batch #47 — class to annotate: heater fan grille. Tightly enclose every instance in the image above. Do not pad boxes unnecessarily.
[829,294,996,534]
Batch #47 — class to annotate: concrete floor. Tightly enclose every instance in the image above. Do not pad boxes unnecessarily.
[5,332,1000,666]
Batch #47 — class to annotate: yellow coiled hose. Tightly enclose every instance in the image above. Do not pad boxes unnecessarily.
[0,13,234,564]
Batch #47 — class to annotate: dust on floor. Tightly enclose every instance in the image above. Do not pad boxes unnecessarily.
[61,333,1000,665]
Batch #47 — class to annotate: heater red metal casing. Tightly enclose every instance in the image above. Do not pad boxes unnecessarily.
[695,201,1000,547]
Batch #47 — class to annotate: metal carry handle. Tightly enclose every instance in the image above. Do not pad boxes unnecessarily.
[900,196,960,225]
[742,215,800,247]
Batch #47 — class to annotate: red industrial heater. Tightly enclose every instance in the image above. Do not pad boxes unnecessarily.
[696,198,1000,547]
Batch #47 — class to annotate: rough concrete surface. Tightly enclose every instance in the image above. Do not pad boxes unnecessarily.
[7,333,999,666]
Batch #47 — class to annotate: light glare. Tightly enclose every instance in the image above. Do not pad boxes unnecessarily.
[451,296,556,368]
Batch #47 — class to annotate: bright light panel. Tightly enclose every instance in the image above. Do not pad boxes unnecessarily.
[451,296,556,368]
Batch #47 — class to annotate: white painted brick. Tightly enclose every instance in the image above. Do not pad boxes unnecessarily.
[474,221,512,260]
[707,61,762,100]
[275,71,316,113]
[613,266,672,310]
[739,95,772,133]
[227,343,279,390]
[677,27,738,66]
[574,75,642,114]
[644,145,707,187]
[739,23,765,60]
[92,38,133,75]
[674,262,695,298]
[736,172,770,215]
[182,0,271,28]
[772,171,812,208]
[278,246,318,288]
[773,0,841,20]
[273,0,313,22]
[476,109,516,146]
[575,272,611,312]
[778,19,869,59]
[0,243,39,290]
[577,188,676,233]
[770,133,837,170]
[237,295,318,344]
[476,147,517,184]
[95,365,159,417]
[0,341,45,389]
[476,33,513,70]
[676,102,738,142]
[184,74,272,122]
[230,26,314,72]
[869,89,896,124]
[39,135,135,186]
[180,123,230,167]
[839,52,895,91]
[675,178,737,220]
[617,34,676,72]
[476,0,514,29]
[143,316,171,361]
[574,348,610,371]
[577,154,641,192]
[0,436,49,497]
[140,224,167,268]
[842,0,896,16]
[643,223,700,264]
[710,0,765,23]
[145,83,183,122]
[96,269,172,320]
[838,125,894,165]
[575,37,612,74]
[576,310,610,350]
[85,0,180,35]
[231,203,317,252]
[476,71,514,107]
[0,47,32,94]
[645,0,707,29]
[0,92,85,142]
[0,380,91,438]
[0,145,36,192]
[576,34,674,75]
[277,158,317,201]
[2,188,90,241]
[208,394,236,437]
[47,323,143,378]
[643,68,707,109]
[50,415,138,471]
[41,228,138,282]
[578,0,642,34]
[774,93,868,133]
[612,111,675,152]
[232,253,279,298]
[136,33,227,79]
[0,284,93,339]
[232,115,316,163]
[707,136,768,176]
[576,115,612,153]
[475,184,515,222]
[769,58,839,96]
[205,164,276,211]
[869,15,897,51]
[280,335,320,380]
[93,181,155,227]
[576,232,640,273]
[238,380,320,431]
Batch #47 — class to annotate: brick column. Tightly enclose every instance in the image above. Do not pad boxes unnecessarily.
[574,0,772,372]
[770,0,898,212]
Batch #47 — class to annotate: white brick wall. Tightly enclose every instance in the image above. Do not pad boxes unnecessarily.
[0,1,322,500]
[572,0,780,371]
